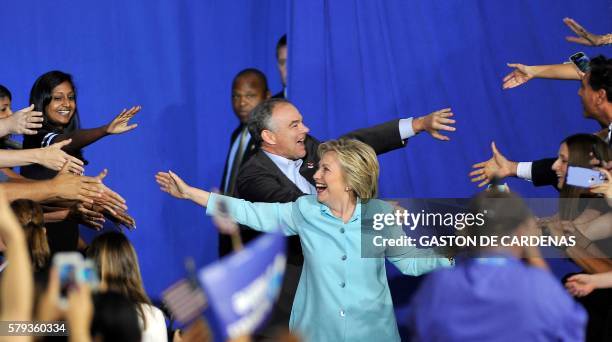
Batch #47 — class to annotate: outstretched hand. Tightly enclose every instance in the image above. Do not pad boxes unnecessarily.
[412,108,456,141]
[565,273,597,297]
[4,104,43,135]
[106,105,141,134]
[52,162,104,203]
[93,169,128,212]
[469,142,517,187]
[156,171,191,199]
[502,63,534,89]
[39,139,84,174]
[69,203,106,231]
[563,17,610,46]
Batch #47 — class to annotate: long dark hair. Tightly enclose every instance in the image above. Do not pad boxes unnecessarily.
[26,71,84,164]
[92,291,142,342]
[29,70,81,132]
[559,133,611,220]
[0,84,11,100]
[87,232,153,328]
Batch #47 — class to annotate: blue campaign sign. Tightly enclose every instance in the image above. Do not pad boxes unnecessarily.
[198,233,286,340]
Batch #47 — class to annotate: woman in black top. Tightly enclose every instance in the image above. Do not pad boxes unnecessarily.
[21,70,140,252]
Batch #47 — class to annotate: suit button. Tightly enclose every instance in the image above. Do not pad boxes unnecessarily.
[341,255,347,261]
[340,282,345,288]
[340,228,345,234]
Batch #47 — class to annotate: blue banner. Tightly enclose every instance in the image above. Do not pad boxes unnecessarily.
[198,233,286,340]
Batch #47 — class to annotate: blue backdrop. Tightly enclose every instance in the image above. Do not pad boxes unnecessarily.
[1,0,611,335]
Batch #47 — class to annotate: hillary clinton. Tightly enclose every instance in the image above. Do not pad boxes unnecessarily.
[156,139,451,341]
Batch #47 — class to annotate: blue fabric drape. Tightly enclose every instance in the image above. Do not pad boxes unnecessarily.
[1,0,286,298]
[288,1,610,336]
[1,2,611,338]
[289,0,611,199]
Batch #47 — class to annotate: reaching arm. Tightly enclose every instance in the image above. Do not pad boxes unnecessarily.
[469,142,560,189]
[0,189,33,325]
[45,106,141,154]
[566,272,612,297]
[502,63,582,89]
[341,108,456,154]
[469,142,519,187]
[156,171,298,235]
[0,139,84,173]
[1,163,103,203]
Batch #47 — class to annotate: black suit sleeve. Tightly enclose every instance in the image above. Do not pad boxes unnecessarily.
[531,158,559,188]
[340,119,405,155]
[229,158,306,262]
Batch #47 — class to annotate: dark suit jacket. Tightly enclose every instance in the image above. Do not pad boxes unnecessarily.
[219,119,406,259]
[219,124,258,194]
[531,158,558,188]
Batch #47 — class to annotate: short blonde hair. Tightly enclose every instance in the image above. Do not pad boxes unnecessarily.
[318,139,379,201]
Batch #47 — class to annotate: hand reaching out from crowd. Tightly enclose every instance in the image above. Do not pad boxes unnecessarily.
[105,105,141,134]
[37,139,85,174]
[69,203,106,231]
[566,274,598,297]
[0,104,43,136]
[412,108,456,141]
[106,208,136,229]
[502,64,536,89]
[65,169,134,230]
[51,163,104,203]
[92,169,128,212]
[469,142,518,187]
[563,18,612,46]
[565,272,612,297]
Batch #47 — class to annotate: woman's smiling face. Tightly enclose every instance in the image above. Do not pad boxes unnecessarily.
[313,151,348,205]
[45,81,76,126]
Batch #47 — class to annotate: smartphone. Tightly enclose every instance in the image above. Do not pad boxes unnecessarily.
[53,252,83,307]
[570,52,591,73]
[566,166,606,188]
[80,259,100,291]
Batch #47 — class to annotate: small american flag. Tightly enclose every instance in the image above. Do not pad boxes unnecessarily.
[162,259,208,325]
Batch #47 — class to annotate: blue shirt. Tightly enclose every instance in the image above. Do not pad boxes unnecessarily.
[407,256,587,342]
[263,151,316,194]
[207,193,450,342]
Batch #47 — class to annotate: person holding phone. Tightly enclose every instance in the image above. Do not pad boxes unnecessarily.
[472,55,612,189]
